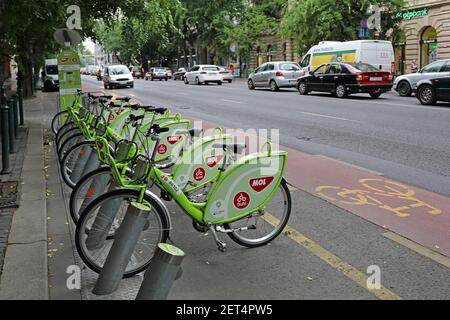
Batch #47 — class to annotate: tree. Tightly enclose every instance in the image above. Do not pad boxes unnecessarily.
[280,0,405,55]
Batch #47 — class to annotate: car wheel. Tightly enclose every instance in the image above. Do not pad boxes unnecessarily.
[335,84,347,98]
[228,80,232,83]
[104,83,108,89]
[151,78,154,81]
[398,81,412,97]
[196,77,201,85]
[145,77,148,81]
[297,81,308,95]
[217,81,222,86]
[417,84,437,105]
[369,92,381,99]
[248,79,255,90]
[130,84,134,88]
[165,78,168,81]
[270,80,279,92]
[184,77,189,84]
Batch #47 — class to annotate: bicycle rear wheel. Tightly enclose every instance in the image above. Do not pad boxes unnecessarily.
[75,189,170,277]
[225,179,291,248]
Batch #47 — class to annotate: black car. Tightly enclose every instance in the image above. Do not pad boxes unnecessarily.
[297,62,393,98]
[415,77,450,105]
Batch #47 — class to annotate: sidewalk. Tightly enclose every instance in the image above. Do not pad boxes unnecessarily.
[0,90,48,299]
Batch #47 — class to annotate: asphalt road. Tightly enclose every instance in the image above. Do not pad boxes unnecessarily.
[67,76,450,301]
[83,75,450,197]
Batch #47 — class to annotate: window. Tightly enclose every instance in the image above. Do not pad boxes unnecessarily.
[45,65,58,75]
[314,64,328,75]
[203,67,219,71]
[279,63,300,71]
[108,66,130,75]
[190,66,200,72]
[421,61,446,73]
[326,64,342,74]
[441,62,450,72]
[301,54,311,68]
[267,64,275,71]
[346,63,379,72]
[258,64,268,72]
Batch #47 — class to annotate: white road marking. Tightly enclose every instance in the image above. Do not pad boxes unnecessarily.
[221,99,243,104]
[300,112,367,123]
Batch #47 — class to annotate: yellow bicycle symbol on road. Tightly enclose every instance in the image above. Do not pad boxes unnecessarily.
[316,178,442,218]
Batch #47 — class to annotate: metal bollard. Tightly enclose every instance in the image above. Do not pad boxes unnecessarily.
[136,243,185,300]
[80,148,100,178]
[92,202,152,295]
[12,95,18,137]
[77,171,111,219]
[84,180,121,251]
[1,105,11,174]
[17,89,24,125]
[7,99,16,153]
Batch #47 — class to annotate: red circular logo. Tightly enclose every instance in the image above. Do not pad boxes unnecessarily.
[193,168,206,181]
[233,192,250,209]
[157,144,168,154]
[72,57,79,63]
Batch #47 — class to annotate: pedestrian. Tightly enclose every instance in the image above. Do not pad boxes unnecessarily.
[410,60,418,73]
[229,64,234,76]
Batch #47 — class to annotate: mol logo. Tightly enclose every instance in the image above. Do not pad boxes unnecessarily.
[233,192,250,209]
[193,168,206,181]
[205,155,223,168]
[157,144,168,154]
[167,136,183,145]
[249,177,274,192]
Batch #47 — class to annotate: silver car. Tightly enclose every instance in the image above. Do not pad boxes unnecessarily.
[393,59,450,96]
[248,61,302,91]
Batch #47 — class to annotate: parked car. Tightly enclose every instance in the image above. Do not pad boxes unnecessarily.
[165,68,173,79]
[393,59,450,97]
[130,66,144,79]
[248,61,302,91]
[296,62,393,98]
[103,65,134,89]
[184,65,223,85]
[42,59,59,92]
[173,68,186,80]
[218,67,233,83]
[415,76,450,105]
[145,67,168,81]
[299,40,395,75]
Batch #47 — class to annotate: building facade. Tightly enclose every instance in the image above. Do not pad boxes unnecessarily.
[396,0,450,74]
[94,43,120,67]
[249,36,301,70]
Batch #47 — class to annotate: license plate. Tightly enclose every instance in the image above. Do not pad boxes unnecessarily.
[370,77,382,81]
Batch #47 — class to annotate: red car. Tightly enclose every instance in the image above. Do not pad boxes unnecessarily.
[130,66,144,79]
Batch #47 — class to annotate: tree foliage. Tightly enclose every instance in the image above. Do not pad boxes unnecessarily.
[281,0,405,54]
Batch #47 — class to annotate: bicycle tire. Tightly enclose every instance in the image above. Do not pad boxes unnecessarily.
[70,166,113,223]
[75,188,170,277]
[51,110,71,135]
[57,127,82,151]
[57,133,85,162]
[55,121,77,142]
[61,141,97,189]
[225,179,291,248]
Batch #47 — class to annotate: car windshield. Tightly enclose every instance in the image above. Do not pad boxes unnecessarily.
[109,66,130,75]
[346,63,379,72]
[279,63,300,71]
[155,68,165,72]
[204,67,218,71]
[46,65,58,75]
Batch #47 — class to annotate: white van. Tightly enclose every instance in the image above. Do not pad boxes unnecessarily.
[299,40,395,74]
[42,59,59,92]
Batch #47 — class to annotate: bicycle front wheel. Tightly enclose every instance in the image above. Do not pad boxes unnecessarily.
[225,179,291,248]
[51,110,71,136]
[61,141,98,189]
[70,166,113,224]
[75,189,170,277]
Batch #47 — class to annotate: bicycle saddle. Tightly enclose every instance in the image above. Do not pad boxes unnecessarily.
[128,104,167,114]
[213,143,246,154]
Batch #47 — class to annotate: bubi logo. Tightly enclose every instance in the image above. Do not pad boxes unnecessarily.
[249,177,274,192]
[60,57,69,63]
[233,192,250,209]
[205,155,223,168]
[167,136,183,145]
[193,168,206,181]
[157,144,168,154]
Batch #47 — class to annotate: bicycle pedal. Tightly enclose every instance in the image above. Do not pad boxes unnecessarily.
[217,240,227,252]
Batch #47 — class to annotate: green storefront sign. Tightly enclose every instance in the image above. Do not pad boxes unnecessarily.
[58,48,81,111]
[396,8,428,21]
